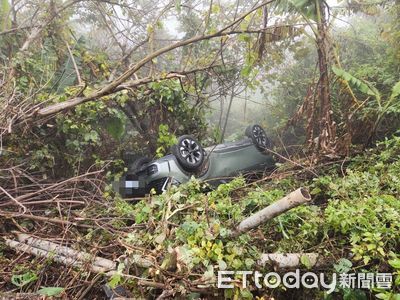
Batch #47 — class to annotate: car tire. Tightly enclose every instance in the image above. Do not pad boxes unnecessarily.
[172,135,204,172]
[129,156,151,173]
[245,124,271,151]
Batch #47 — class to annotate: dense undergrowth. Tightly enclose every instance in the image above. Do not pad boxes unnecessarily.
[100,134,400,299]
[1,135,400,299]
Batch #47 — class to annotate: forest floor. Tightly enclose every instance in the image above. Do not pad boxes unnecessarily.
[1,136,400,299]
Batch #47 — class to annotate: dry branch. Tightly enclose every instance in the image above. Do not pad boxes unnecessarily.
[16,233,116,270]
[6,233,154,272]
[234,188,311,235]
[5,239,110,273]
[19,0,277,121]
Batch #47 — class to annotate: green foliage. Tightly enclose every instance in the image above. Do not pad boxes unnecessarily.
[108,263,125,289]
[124,177,261,275]
[55,48,80,93]
[374,253,400,300]
[2,1,400,298]
[261,12,400,145]
[332,66,381,100]
[37,287,65,297]
[318,136,400,265]
[11,271,38,287]
[156,124,177,158]
[120,79,208,154]
[332,67,400,124]
[333,258,352,273]
[29,145,56,173]
[389,81,400,101]
[0,0,11,31]
[105,110,126,141]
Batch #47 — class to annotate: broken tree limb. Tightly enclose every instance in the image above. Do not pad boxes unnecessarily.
[258,253,321,269]
[26,0,279,119]
[16,233,115,270]
[234,188,311,235]
[6,233,153,272]
[5,239,109,273]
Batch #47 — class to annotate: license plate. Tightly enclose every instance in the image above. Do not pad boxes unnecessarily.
[125,180,139,188]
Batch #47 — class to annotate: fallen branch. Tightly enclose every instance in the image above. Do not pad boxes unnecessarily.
[5,239,109,273]
[16,233,115,270]
[6,233,153,272]
[234,188,311,235]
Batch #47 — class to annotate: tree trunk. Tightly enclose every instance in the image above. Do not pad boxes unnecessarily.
[314,0,337,155]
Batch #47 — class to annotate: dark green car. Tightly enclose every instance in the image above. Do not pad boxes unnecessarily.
[115,124,275,197]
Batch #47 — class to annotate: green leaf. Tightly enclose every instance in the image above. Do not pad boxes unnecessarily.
[332,66,381,105]
[0,0,11,31]
[389,258,400,269]
[218,259,227,270]
[343,288,367,300]
[175,0,181,12]
[241,65,252,78]
[245,258,254,268]
[37,287,64,296]
[11,272,38,287]
[240,289,253,299]
[108,263,125,288]
[300,254,312,269]
[389,81,400,101]
[188,293,201,300]
[105,116,125,140]
[211,4,220,14]
[289,0,311,10]
[375,293,390,300]
[55,51,80,93]
[333,258,352,273]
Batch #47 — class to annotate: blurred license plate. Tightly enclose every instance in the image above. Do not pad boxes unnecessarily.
[125,180,139,188]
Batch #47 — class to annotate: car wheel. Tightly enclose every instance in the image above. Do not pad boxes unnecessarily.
[245,124,271,150]
[172,135,204,172]
[129,156,151,173]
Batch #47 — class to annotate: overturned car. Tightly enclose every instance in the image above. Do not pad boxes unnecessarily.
[114,124,274,197]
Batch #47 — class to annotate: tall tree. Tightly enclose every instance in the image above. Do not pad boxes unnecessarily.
[274,0,338,156]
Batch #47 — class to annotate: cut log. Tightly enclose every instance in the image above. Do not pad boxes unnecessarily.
[258,253,321,269]
[235,187,311,235]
